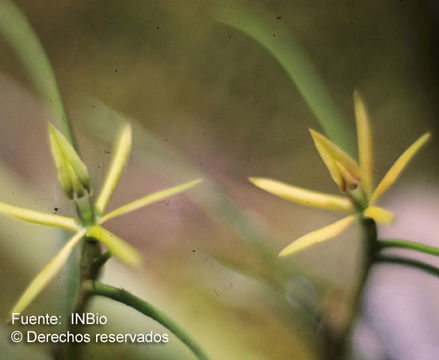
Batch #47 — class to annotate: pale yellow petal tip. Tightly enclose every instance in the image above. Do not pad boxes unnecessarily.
[113,247,143,268]
[121,121,132,134]
[420,132,432,143]
[248,177,274,191]
[125,252,144,268]
[178,178,204,192]
[119,122,133,146]
[278,245,300,258]
[248,177,265,186]
[48,122,56,134]
[308,128,320,140]
[189,178,204,186]
[308,128,325,148]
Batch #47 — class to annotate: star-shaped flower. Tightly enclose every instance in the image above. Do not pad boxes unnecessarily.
[2,122,201,315]
[250,91,431,257]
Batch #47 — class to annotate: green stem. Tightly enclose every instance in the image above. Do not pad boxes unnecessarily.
[374,255,439,279]
[88,282,209,360]
[326,218,377,360]
[61,237,101,360]
[90,251,112,276]
[377,239,439,257]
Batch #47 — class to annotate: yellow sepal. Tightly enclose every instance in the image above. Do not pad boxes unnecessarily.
[370,132,431,204]
[9,230,85,317]
[363,206,394,224]
[279,215,355,257]
[99,179,203,223]
[354,91,373,196]
[249,177,353,212]
[94,122,132,216]
[86,226,142,266]
[0,200,79,231]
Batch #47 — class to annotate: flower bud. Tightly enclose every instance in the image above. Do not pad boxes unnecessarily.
[48,123,92,199]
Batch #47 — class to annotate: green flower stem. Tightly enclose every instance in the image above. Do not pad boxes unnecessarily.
[377,239,439,257]
[374,255,439,279]
[61,237,102,360]
[326,217,377,360]
[87,281,209,360]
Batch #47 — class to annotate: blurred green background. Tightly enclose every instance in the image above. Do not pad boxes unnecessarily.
[0,1,438,359]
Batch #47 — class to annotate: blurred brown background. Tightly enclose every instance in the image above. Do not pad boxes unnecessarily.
[0,1,438,359]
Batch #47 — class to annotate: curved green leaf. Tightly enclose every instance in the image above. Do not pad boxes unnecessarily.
[0,0,75,146]
[216,7,354,154]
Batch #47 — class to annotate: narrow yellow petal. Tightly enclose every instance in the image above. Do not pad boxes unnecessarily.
[310,129,361,188]
[86,226,142,266]
[370,132,431,204]
[363,206,394,224]
[99,179,203,223]
[10,230,85,316]
[94,122,132,215]
[0,200,79,231]
[249,177,353,212]
[354,91,373,196]
[279,215,356,257]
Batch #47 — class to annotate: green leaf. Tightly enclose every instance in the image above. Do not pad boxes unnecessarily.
[94,122,132,215]
[49,123,92,198]
[216,6,354,154]
[0,0,75,147]
[0,200,79,231]
[10,230,85,317]
[99,179,202,223]
[86,226,142,266]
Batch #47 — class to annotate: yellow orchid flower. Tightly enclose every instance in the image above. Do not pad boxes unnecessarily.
[250,91,431,258]
[2,122,201,316]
